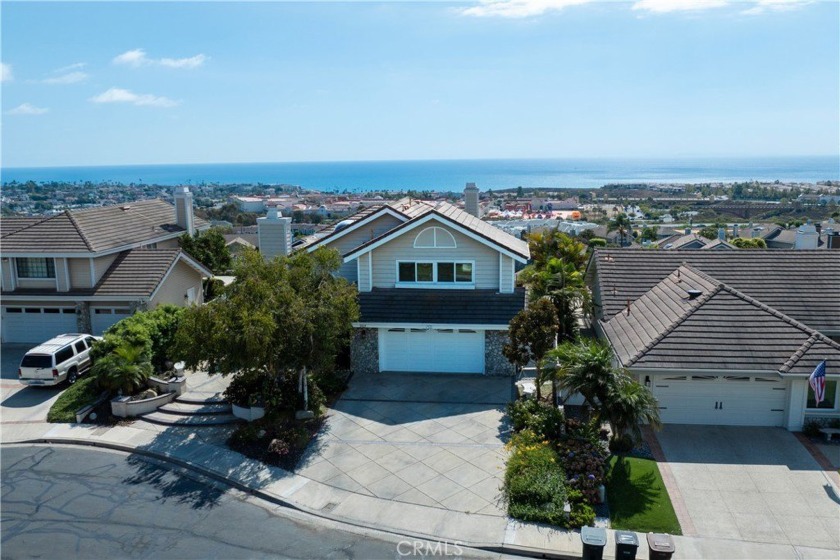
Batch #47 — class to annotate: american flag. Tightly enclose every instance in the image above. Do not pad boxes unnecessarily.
[809,360,827,406]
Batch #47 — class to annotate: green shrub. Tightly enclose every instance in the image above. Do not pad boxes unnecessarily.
[565,418,602,445]
[568,498,596,529]
[93,343,153,396]
[508,399,565,441]
[588,238,607,248]
[313,368,350,396]
[224,369,326,416]
[504,430,569,526]
[803,419,823,438]
[91,305,184,373]
[47,376,102,423]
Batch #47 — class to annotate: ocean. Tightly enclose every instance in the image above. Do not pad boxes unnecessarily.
[2,156,838,192]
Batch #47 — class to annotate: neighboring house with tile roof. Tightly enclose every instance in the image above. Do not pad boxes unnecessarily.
[262,184,530,376]
[587,249,840,431]
[1,187,212,343]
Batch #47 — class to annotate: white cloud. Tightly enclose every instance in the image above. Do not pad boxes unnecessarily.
[159,54,207,69]
[741,0,812,15]
[55,62,87,73]
[632,0,728,13]
[89,87,179,108]
[43,71,89,85]
[459,0,593,18]
[7,103,49,116]
[113,48,207,69]
[113,48,151,67]
[1,63,12,82]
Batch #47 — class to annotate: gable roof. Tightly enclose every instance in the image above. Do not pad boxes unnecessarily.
[588,249,840,333]
[1,199,209,255]
[1,248,211,299]
[653,233,714,250]
[294,203,408,251]
[343,200,530,262]
[600,264,840,375]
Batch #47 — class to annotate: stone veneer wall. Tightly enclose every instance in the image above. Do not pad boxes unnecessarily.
[351,327,379,375]
[485,330,514,376]
[75,302,91,334]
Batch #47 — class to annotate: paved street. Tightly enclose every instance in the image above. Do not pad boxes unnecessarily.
[297,373,513,516]
[1,343,67,424]
[658,425,840,549]
[2,444,508,560]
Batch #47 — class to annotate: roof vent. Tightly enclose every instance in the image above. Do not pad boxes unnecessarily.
[686,289,703,300]
[121,205,131,211]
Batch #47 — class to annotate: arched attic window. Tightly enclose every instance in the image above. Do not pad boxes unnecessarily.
[413,227,457,249]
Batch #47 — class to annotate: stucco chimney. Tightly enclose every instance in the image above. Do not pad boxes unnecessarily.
[464,182,480,218]
[174,186,195,236]
[258,207,292,260]
[732,223,739,238]
[794,222,819,250]
[718,227,726,241]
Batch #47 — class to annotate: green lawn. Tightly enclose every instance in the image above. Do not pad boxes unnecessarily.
[47,377,103,423]
[605,455,681,535]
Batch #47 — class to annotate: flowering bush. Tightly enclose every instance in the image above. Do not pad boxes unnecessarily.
[503,430,569,526]
[507,398,565,441]
[558,438,607,504]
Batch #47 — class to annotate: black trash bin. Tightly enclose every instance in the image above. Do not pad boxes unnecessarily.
[615,530,639,559]
[646,532,675,560]
[580,526,607,560]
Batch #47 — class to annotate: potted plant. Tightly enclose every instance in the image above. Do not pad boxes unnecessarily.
[225,372,266,422]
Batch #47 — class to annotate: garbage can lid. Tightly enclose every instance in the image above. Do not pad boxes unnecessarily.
[615,531,639,546]
[646,533,675,553]
[580,526,607,546]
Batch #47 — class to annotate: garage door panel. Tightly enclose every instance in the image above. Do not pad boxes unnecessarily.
[2,306,78,343]
[380,329,484,374]
[653,376,785,427]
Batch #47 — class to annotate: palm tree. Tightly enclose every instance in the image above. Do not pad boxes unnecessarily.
[545,339,614,410]
[544,339,660,442]
[608,213,632,246]
[605,373,661,443]
[93,343,153,396]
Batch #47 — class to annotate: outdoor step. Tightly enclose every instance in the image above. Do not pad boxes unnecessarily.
[157,401,232,415]
[175,393,228,405]
[138,410,242,427]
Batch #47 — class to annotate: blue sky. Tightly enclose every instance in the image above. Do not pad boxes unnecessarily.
[2,1,838,168]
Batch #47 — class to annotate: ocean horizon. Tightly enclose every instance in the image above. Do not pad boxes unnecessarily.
[2,156,838,192]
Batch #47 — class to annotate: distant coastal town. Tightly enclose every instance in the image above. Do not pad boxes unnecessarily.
[3,178,839,241]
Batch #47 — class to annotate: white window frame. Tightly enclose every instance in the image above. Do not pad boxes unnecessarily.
[413,227,457,249]
[806,379,839,412]
[395,260,475,289]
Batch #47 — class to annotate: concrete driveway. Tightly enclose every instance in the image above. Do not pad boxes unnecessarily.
[1,344,67,424]
[297,373,513,516]
[658,425,840,549]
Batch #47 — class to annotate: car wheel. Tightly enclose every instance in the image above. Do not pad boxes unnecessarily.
[67,368,78,385]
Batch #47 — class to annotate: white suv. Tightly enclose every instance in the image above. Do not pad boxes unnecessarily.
[18,333,101,387]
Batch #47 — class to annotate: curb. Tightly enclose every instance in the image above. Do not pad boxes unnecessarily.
[4,438,576,560]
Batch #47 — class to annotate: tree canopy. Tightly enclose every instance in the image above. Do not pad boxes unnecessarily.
[503,299,559,400]
[179,228,233,275]
[172,248,359,412]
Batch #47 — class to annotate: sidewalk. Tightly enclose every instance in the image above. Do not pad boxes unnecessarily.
[3,419,838,560]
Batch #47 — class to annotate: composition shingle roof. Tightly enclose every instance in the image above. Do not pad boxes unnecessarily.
[1,199,209,254]
[358,288,526,325]
[600,264,840,375]
[588,249,840,333]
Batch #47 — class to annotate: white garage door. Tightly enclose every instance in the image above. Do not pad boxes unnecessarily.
[652,375,786,427]
[1,306,78,343]
[380,328,484,374]
[91,307,132,335]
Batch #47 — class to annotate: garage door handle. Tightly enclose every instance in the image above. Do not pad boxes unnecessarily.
[720,401,723,410]
[714,401,718,409]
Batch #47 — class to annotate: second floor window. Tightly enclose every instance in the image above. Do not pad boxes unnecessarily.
[398,261,473,284]
[16,258,56,279]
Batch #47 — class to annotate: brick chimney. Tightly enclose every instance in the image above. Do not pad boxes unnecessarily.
[258,207,292,260]
[464,182,480,218]
[174,186,195,235]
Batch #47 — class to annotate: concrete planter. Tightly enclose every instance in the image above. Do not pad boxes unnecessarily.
[74,391,110,423]
[231,403,265,422]
[111,391,176,418]
[147,375,187,396]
